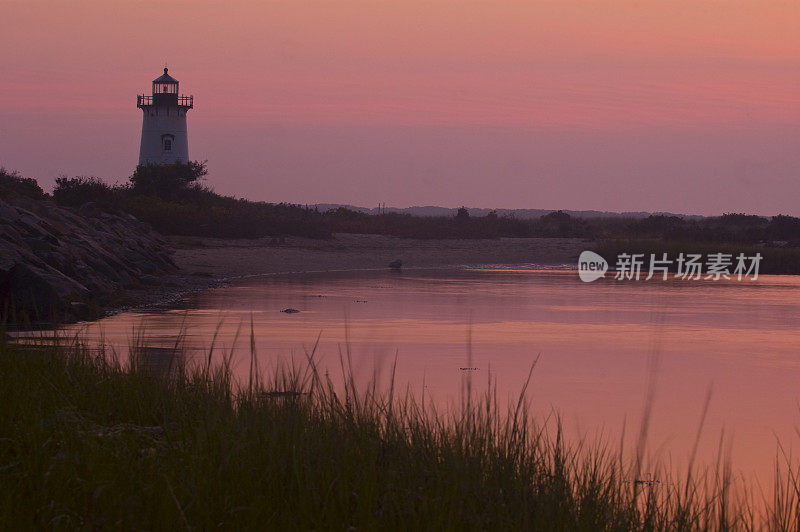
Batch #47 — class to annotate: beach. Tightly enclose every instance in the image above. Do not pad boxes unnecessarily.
[170,233,589,278]
[82,233,589,316]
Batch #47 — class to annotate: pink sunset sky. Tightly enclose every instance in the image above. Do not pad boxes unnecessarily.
[1,0,799,215]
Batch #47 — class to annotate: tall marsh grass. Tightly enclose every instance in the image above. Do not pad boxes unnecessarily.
[1,330,799,530]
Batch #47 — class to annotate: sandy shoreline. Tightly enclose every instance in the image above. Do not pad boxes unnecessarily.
[113,234,589,312]
[170,233,589,278]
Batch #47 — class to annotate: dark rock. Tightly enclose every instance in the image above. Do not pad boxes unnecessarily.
[1,263,88,318]
[24,236,56,252]
[0,240,24,272]
[0,203,20,222]
[69,301,93,321]
[78,202,100,217]
[0,195,177,324]
[139,274,160,285]
[0,224,24,246]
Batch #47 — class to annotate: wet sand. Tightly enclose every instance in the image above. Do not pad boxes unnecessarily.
[114,234,588,312]
[169,233,589,278]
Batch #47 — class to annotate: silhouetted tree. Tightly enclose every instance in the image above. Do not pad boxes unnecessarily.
[540,210,571,223]
[129,160,208,198]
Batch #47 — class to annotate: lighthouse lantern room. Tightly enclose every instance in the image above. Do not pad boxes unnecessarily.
[136,68,193,166]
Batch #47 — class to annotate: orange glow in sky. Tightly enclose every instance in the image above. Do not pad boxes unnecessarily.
[2,1,799,214]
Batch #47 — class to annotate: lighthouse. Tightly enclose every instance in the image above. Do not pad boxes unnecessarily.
[136,68,193,166]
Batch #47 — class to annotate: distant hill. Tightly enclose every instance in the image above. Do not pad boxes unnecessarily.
[312,204,702,220]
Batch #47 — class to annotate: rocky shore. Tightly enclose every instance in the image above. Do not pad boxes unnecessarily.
[0,190,194,324]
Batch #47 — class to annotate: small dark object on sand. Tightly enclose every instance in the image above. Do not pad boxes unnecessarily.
[389,259,402,270]
[281,308,300,314]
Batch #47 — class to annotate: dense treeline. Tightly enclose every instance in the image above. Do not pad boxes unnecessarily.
[4,165,800,244]
[50,164,330,239]
[49,166,601,239]
[621,213,800,244]
[321,207,594,239]
[321,210,800,244]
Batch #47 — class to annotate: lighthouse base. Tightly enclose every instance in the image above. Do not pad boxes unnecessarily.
[138,105,189,166]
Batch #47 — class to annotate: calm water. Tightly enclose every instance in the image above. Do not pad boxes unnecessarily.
[53,269,800,485]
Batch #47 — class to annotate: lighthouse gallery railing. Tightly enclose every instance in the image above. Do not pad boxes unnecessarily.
[137,95,194,108]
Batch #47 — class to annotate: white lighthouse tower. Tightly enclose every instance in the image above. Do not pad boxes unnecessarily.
[136,68,193,165]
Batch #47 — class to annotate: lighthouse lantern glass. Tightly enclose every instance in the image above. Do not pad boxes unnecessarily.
[153,82,178,95]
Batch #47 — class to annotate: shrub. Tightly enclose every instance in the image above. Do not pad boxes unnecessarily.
[52,175,119,208]
[0,168,45,199]
[768,215,800,241]
[129,161,208,198]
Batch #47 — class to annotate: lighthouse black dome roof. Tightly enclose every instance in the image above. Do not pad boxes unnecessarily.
[153,68,178,84]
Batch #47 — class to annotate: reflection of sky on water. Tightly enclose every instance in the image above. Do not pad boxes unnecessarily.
[56,269,800,487]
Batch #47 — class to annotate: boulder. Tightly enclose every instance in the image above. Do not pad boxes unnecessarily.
[1,263,88,318]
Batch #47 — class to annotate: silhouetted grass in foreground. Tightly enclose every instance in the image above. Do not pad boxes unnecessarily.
[1,332,798,530]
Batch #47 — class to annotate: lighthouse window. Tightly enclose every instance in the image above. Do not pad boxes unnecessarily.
[163,138,172,151]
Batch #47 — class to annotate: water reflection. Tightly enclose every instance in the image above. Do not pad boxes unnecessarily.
[57,269,800,485]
